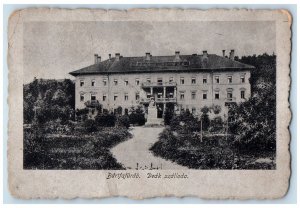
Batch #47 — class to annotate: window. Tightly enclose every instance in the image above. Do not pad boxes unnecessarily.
[147,93,151,98]
[241,90,245,99]
[180,92,185,100]
[103,79,107,86]
[91,80,95,86]
[203,92,207,100]
[215,76,220,83]
[146,78,151,83]
[135,78,140,85]
[124,80,129,86]
[169,93,174,98]
[191,77,196,84]
[114,94,118,101]
[114,79,118,85]
[102,95,107,101]
[135,93,140,100]
[215,92,220,100]
[191,91,196,100]
[169,77,174,83]
[157,93,162,99]
[240,75,245,83]
[124,93,129,101]
[80,80,84,87]
[91,95,96,101]
[203,78,207,84]
[80,94,84,102]
[180,77,184,84]
[227,92,233,99]
[228,76,233,83]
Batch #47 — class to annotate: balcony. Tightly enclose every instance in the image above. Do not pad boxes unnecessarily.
[85,100,101,108]
[225,97,236,102]
[142,81,177,88]
[139,97,177,104]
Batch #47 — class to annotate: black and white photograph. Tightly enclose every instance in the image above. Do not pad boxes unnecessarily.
[7,8,291,199]
[23,20,276,170]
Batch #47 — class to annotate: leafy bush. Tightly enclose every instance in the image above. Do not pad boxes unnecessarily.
[163,103,175,125]
[129,105,146,126]
[209,116,224,133]
[116,115,130,128]
[95,112,116,127]
[170,110,201,133]
[83,119,98,132]
[212,105,221,115]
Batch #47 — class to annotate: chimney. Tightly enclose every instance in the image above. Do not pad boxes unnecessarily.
[175,51,180,61]
[97,56,101,63]
[109,54,112,60]
[229,49,235,60]
[222,50,225,57]
[115,53,120,61]
[94,54,98,64]
[203,50,208,58]
[145,52,151,61]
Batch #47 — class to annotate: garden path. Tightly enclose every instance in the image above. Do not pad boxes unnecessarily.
[111,127,187,170]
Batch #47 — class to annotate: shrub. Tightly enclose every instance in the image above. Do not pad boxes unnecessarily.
[201,106,210,114]
[83,119,98,132]
[164,103,175,125]
[76,108,89,121]
[117,115,130,128]
[95,113,116,127]
[170,110,201,133]
[129,105,146,126]
[212,105,221,115]
[209,116,224,133]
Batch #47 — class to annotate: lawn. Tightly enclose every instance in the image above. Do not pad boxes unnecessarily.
[150,127,275,169]
[24,124,132,169]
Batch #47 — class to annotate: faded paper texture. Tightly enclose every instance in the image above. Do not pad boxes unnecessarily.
[8,8,291,199]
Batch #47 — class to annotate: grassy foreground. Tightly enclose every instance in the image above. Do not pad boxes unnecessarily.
[24,125,132,169]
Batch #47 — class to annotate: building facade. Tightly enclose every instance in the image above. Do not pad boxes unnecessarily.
[70,50,254,119]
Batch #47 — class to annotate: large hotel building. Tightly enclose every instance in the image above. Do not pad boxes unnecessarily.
[70,50,254,119]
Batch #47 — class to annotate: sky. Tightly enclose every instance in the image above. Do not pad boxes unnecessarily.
[23,21,275,84]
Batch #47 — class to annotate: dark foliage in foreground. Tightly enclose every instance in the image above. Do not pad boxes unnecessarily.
[24,123,132,169]
[150,127,275,169]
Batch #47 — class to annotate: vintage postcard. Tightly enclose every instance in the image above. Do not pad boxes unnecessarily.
[8,8,291,199]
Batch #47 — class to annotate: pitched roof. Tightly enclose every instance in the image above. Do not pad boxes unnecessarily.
[69,54,254,76]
